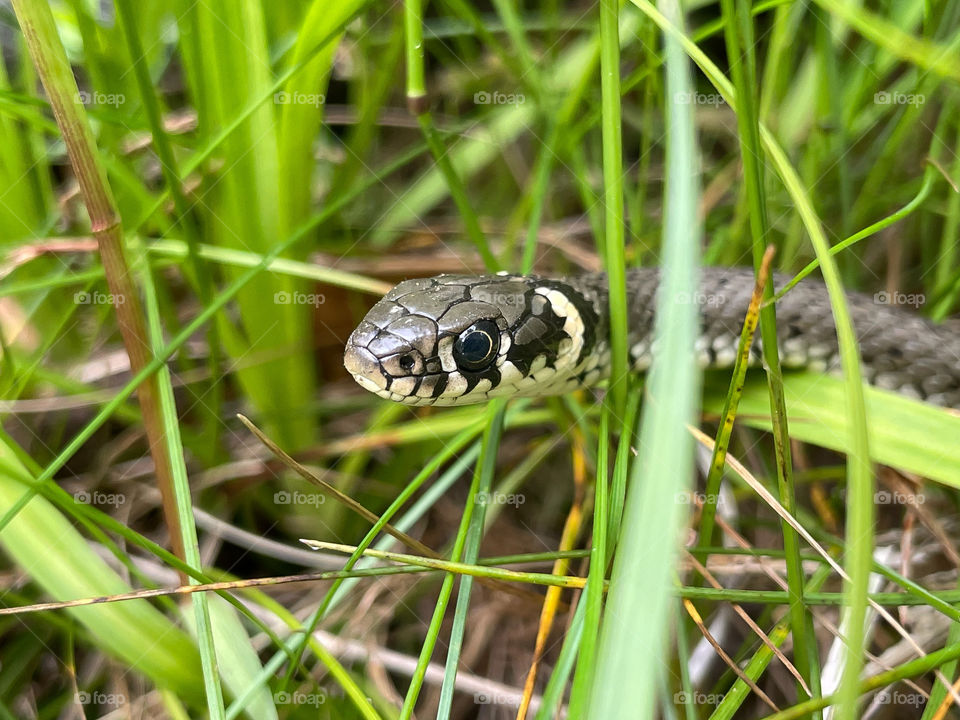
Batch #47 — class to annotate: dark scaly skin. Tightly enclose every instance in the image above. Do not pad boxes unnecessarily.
[344,268,960,409]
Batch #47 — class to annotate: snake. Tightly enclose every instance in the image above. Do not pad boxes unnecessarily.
[343,268,960,410]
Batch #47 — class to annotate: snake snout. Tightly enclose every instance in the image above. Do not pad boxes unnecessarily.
[343,343,388,392]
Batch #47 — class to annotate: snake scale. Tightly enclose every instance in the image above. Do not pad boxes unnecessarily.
[343,268,960,409]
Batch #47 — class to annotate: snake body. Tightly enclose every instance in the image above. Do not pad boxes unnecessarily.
[343,268,960,409]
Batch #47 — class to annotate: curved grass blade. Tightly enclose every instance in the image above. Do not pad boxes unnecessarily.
[703,373,960,485]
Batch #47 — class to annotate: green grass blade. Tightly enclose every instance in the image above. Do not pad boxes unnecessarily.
[587,0,701,713]
[704,373,960,485]
[140,254,227,719]
[719,0,815,698]
[399,404,506,719]
[567,406,610,715]
[436,403,507,719]
[276,0,368,235]
[0,442,203,700]
[599,0,628,416]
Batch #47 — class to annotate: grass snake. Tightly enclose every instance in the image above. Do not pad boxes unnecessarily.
[343,268,960,409]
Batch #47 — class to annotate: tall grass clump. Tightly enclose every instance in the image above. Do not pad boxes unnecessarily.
[1,1,959,719]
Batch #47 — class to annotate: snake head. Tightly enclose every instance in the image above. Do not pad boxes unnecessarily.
[344,274,600,406]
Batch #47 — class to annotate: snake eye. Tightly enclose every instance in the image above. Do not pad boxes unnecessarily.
[399,354,415,371]
[453,320,500,372]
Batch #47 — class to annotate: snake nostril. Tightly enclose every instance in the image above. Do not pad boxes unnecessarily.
[399,354,415,371]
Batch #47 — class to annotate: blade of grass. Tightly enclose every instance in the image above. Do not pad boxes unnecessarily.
[587,0,701,714]
[567,406,610,716]
[304,541,588,589]
[0,441,204,701]
[755,639,960,720]
[625,4,874,714]
[775,165,940,300]
[599,0,628,417]
[114,0,225,465]
[695,246,773,549]
[606,392,641,546]
[186,0,314,450]
[139,251,227,720]
[435,402,507,720]
[405,0,498,271]
[719,0,815,702]
[517,425,588,718]
[145,240,392,295]
[702,372,960,485]
[520,117,561,273]
[11,0,186,563]
[490,0,546,97]
[399,403,506,719]
[276,0,368,236]
[533,591,587,720]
